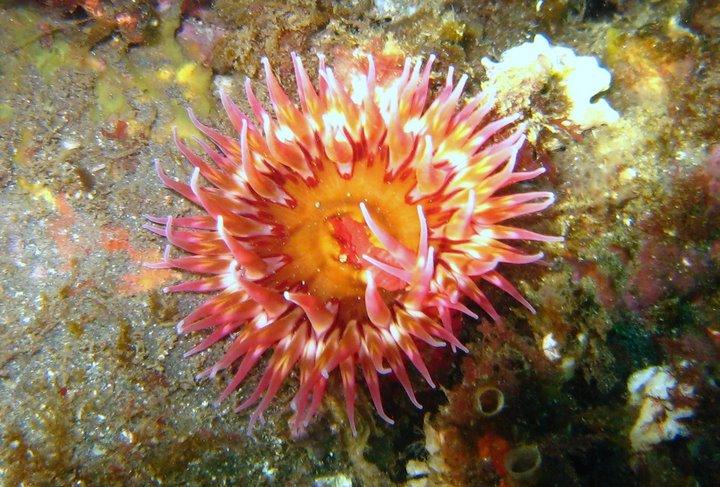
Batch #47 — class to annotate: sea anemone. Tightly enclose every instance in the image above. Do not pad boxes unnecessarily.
[145,52,560,434]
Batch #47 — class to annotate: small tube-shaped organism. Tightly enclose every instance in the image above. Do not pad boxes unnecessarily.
[503,444,541,486]
[475,385,505,417]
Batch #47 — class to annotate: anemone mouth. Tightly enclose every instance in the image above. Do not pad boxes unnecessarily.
[261,155,420,304]
[144,51,560,435]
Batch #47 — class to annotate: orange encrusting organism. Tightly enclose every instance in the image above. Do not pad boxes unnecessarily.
[145,52,561,434]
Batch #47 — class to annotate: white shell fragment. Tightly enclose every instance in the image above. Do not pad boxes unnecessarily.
[482,34,619,134]
[542,332,561,362]
[627,365,696,452]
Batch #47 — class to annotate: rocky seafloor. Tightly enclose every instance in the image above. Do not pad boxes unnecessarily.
[0,0,719,485]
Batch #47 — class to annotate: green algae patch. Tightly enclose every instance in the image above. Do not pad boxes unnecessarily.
[1,9,87,78]
[147,3,214,141]
[33,39,74,77]
[125,58,213,141]
[1,3,212,135]
[0,103,13,123]
[175,62,213,115]
[110,3,214,141]
[93,68,133,122]
[172,61,213,139]
[168,101,202,140]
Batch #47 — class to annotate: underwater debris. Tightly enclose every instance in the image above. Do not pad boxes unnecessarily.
[627,364,697,452]
[313,472,353,487]
[403,415,453,486]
